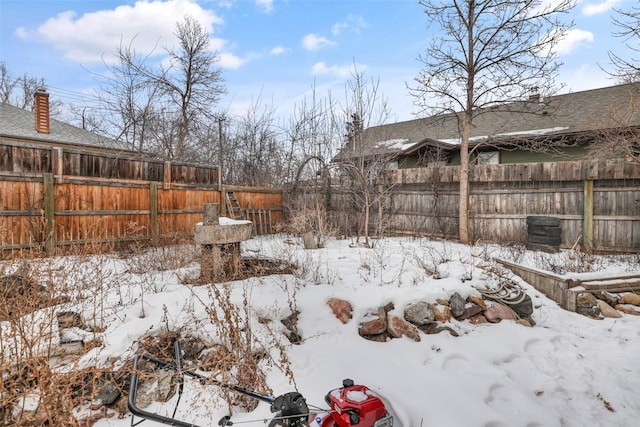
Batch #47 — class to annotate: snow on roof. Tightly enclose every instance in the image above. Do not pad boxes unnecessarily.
[374,138,418,152]
[437,126,570,145]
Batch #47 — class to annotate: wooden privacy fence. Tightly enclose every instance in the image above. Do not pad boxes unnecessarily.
[383,159,640,252]
[0,173,284,256]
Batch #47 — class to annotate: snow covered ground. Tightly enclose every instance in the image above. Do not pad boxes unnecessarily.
[4,236,640,427]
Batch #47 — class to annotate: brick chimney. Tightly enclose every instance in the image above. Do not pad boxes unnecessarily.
[34,89,50,134]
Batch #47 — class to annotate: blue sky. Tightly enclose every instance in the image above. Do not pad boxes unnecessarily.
[0,0,635,123]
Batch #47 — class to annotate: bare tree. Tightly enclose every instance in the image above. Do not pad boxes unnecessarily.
[411,0,574,244]
[91,39,162,153]
[161,16,225,158]
[225,99,280,186]
[0,62,52,111]
[335,66,393,246]
[284,85,344,247]
[99,15,225,160]
[588,84,640,164]
[607,5,640,83]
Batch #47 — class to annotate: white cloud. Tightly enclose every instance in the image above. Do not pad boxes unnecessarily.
[302,34,336,51]
[29,0,223,63]
[256,0,274,14]
[582,0,624,16]
[14,27,28,40]
[218,51,246,69]
[331,14,369,36]
[555,29,594,55]
[270,45,288,56]
[311,61,366,79]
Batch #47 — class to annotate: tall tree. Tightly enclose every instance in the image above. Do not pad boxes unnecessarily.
[412,0,574,244]
[608,4,640,83]
[103,15,225,160]
[95,39,161,153]
[160,16,225,158]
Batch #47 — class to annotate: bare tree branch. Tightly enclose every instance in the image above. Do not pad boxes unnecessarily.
[410,0,575,243]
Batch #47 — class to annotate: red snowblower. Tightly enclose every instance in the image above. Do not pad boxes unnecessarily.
[128,341,395,427]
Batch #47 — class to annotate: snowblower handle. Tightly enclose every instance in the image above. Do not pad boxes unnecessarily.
[129,340,278,427]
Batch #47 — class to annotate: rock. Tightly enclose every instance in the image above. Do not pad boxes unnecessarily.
[181,336,208,359]
[135,369,177,408]
[615,304,640,316]
[403,301,435,325]
[457,304,484,321]
[381,302,395,313]
[576,293,601,318]
[327,298,353,324]
[281,311,299,331]
[434,305,452,322]
[516,317,536,327]
[360,332,390,342]
[358,317,387,336]
[418,322,459,337]
[449,292,466,318]
[358,307,388,336]
[302,231,318,249]
[619,293,640,306]
[386,315,421,341]
[469,314,488,324]
[597,300,622,318]
[595,291,619,307]
[506,294,533,318]
[417,322,437,334]
[484,302,519,323]
[93,381,121,406]
[467,296,487,309]
[286,330,302,344]
[435,299,449,306]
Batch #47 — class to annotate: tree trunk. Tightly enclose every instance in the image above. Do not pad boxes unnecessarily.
[459,114,472,244]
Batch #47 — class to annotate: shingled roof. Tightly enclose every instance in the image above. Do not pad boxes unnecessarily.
[0,102,130,152]
[338,82,640,160]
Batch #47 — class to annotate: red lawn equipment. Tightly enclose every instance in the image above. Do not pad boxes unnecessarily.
[128,341,394,427]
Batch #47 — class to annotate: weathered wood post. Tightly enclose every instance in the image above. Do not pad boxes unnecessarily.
[583,180,593,251]
[195,203,253,282]
[43,173,55,256]
[149,182,159,244]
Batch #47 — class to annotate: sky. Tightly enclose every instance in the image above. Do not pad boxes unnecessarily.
[3,235,640,426]
[0,0,636,123]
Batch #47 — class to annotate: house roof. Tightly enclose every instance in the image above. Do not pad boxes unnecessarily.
[0,102,130,152]
[338,82,640,160]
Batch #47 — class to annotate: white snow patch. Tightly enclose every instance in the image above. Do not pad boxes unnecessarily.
[438,126,571,145]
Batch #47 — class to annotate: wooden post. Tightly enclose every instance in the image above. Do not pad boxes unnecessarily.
[52,147,64,184]
[150,182,159,244]
[583,180,593,251]
[163,161,172,189]
[43,173,55,256]
[220,185,227,217]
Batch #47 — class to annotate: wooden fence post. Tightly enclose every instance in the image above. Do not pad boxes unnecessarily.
[150,182,159,244]
[220,185,227,217]
[583,180,593,251]
[43,173,55,255]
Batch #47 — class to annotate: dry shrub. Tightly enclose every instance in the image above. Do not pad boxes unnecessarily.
[531,250,604,274]
[201,283,272,411]
[188,282,296,414]
[1,247,120,426]
[286,205,337,248]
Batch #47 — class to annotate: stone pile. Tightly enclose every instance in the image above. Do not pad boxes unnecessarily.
[575,291,640,319]
[327,290,536,343]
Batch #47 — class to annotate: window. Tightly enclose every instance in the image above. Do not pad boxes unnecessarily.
[477,151,500,165]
